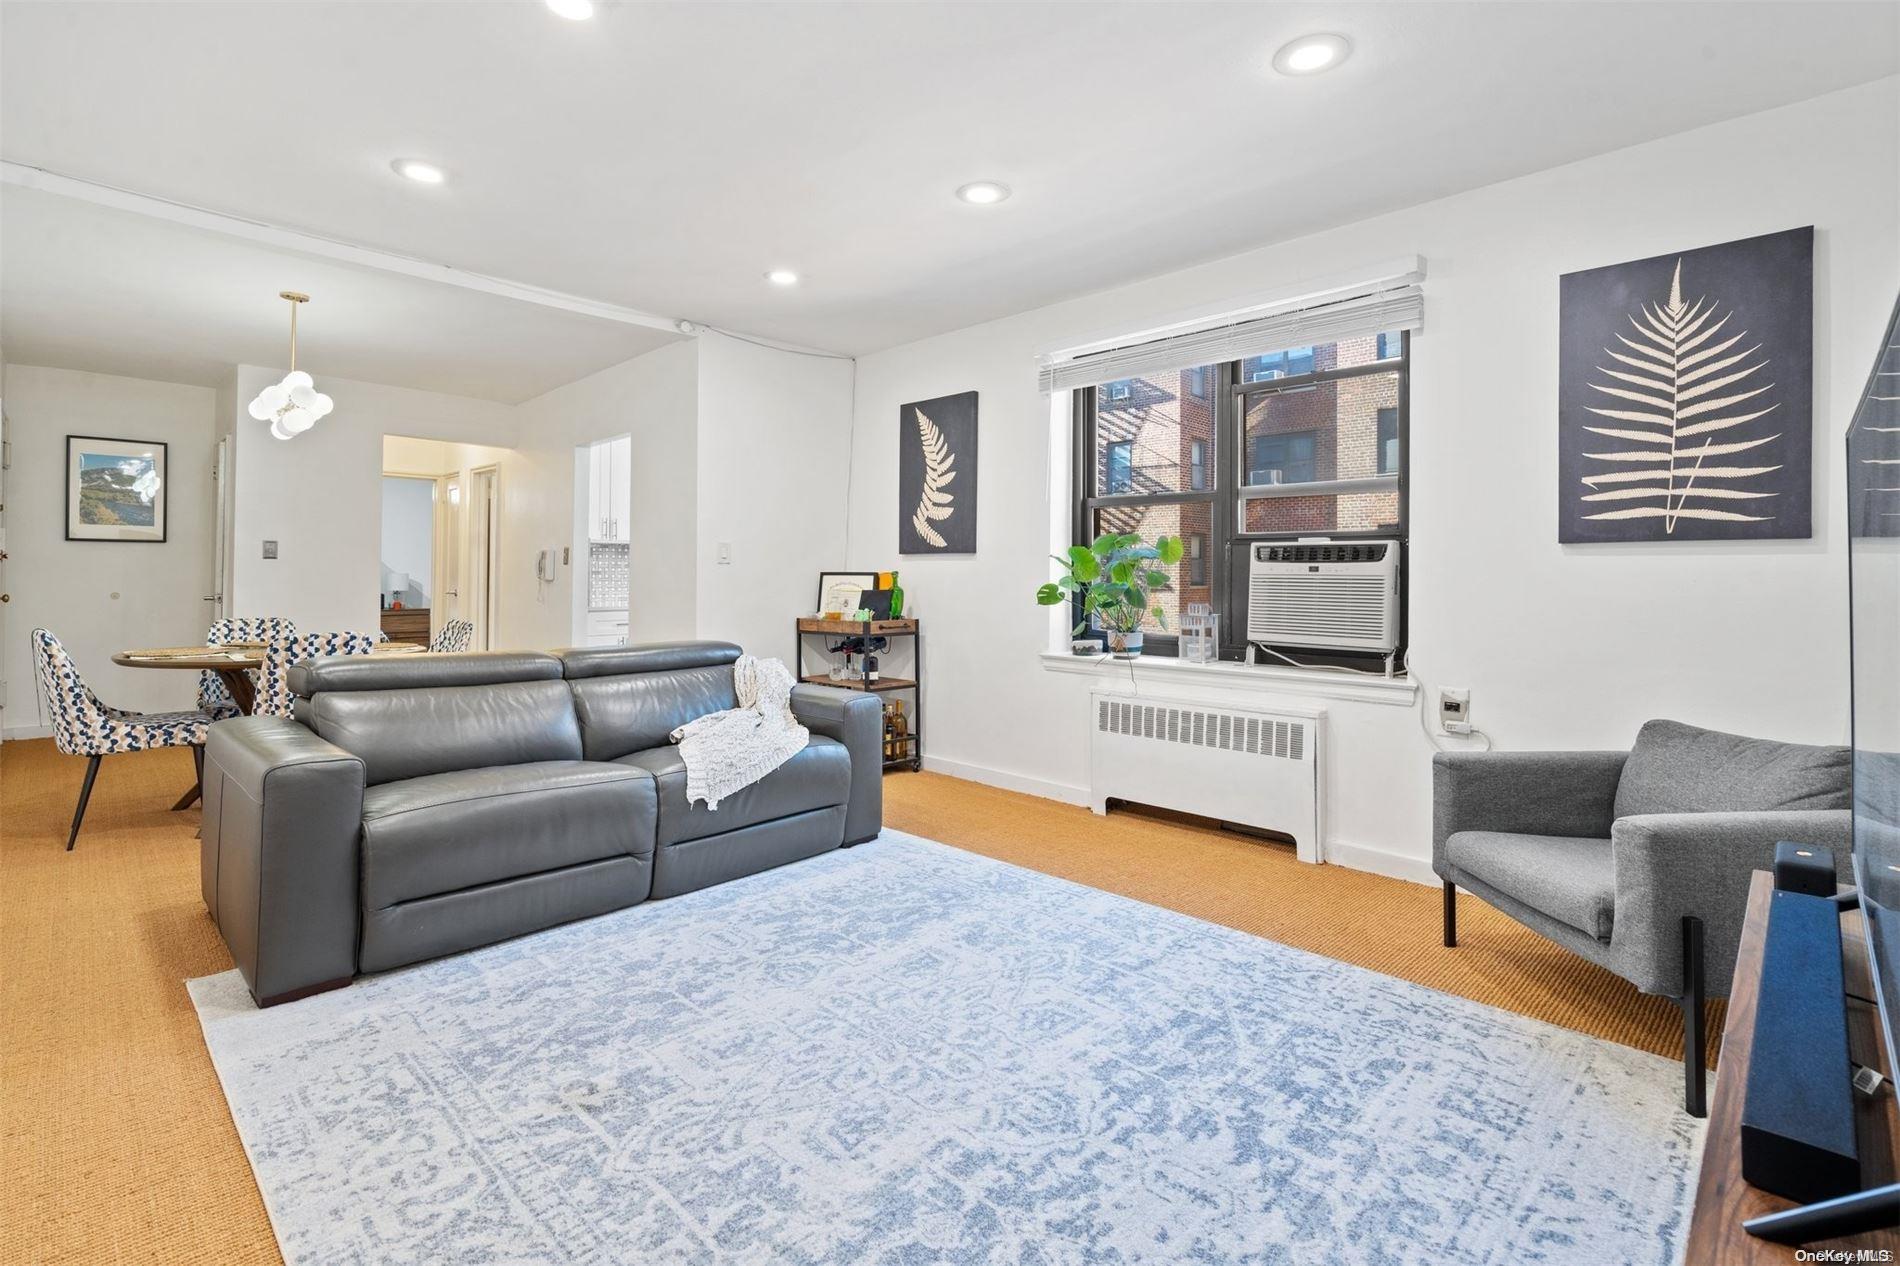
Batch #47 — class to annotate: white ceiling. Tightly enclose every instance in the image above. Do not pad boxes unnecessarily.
[0,186,679,402]
[3,1,1897,365]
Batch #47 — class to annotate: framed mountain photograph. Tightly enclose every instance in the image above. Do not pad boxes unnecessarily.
[898,390,978,554]
[66,435,168,543]
[1558,226,1813,542]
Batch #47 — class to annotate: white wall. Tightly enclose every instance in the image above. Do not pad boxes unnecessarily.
[842,77,1900,877]
[510,339,701,650]
[695,332,856,658]
[227,366,516,634]
[379,476,435,604]
[2,366,218,733]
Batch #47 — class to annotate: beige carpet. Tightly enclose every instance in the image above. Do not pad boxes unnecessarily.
[0,739,1717,1263]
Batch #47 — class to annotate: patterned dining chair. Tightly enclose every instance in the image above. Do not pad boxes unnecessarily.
[31,628,213,850]
[256,631,379,718]
[429,618,475,653]
[198,616,297,719]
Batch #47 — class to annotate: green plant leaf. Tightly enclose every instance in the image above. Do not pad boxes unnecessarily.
[1072,554,1100,583]
[1152,605,1167,627]
[1144,569,1168,588]
[1109,560,1136,585]
[1091,532,1118,554]
[1156,535,1184,565]
[1035,583,1063,605]
[1056,575,1079,591]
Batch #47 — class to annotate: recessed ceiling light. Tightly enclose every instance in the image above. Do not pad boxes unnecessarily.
[765,268,800,287]
[956,180,1012,206]
[1272,33,1351,76]
[545,0,594,19]
[391,158,446,185]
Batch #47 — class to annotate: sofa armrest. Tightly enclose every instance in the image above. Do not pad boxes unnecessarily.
[1611,808,1851,998]
[1432,750,1627,879]
[203,717,366,1006]
[792,683,884,845]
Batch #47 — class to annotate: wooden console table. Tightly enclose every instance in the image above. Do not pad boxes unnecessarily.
[1685,869,1900,1261]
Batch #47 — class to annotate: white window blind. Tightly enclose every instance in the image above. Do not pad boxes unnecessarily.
[1038,270,1424,394]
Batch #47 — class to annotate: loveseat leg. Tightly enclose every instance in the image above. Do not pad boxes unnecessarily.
[1442,882,1457,947]
[1682,915,1707,1118]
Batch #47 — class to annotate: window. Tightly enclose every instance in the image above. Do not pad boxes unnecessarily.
[1073,331,1408,661]
[1247,431,1316,486]
[1242,346,1315,383]
[1105,379,1133,402]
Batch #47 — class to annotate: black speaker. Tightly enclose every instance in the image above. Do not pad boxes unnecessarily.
[1741,889,1859,1204]
[1775,841,1837,897]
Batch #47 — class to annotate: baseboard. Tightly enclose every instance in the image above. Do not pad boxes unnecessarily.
[917,755,1091,807]
[915,756,1438,886]
[2,724,52,742]
[1325,839,1438,887]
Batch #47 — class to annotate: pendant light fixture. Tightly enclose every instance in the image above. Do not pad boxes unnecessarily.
[248,291,335,440]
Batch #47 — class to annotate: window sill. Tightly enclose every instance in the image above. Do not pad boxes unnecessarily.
[1038,651,1418,707]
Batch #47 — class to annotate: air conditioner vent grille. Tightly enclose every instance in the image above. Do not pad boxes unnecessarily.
[1096,698,1306,761]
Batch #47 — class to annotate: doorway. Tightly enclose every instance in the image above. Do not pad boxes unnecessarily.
[380,436,504,652]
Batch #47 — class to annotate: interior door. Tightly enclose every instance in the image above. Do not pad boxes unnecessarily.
[442,475,465,626]
[469,466,499,650]
[206,437,228,624]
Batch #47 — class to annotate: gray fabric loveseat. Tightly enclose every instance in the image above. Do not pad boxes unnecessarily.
[1433,718,1851,1116]
[200,642,882,1007]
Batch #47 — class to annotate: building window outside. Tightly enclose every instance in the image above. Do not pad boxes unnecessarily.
[1247,431,1316,486]
[1072,330,1408,661]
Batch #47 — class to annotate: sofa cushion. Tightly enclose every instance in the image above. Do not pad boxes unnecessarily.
[1446,831,1616,942]
[569,666,738,762]
[616,736,850,847]
[306,679,584,786]
[360,761,656,910]
[1614,719,1850,820]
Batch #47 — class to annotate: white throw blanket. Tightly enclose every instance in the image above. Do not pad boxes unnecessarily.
[669,655,809,810]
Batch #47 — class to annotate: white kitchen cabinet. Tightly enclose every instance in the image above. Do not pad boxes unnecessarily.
[585,608,630,646]
[607,436,631,543]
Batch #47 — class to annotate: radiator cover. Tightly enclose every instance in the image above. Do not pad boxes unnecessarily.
[1089,691,1326,862]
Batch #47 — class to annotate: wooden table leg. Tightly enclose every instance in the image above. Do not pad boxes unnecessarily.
[177,669,254,814]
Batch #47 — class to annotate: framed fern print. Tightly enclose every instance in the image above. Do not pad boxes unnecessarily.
[1558,226,1813,542]
[899,390,977,554]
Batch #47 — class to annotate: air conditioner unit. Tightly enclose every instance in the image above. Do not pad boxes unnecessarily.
[1247,539,1400,655]
[1090,692,1325,862]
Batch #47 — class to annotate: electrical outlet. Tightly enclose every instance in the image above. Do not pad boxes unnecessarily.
[261,539,278,560]
[1439,688,1472,735]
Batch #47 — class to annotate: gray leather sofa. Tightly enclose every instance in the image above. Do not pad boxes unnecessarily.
[200,642,883,1006]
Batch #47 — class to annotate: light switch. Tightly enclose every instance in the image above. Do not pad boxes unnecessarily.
[717,542,733,565]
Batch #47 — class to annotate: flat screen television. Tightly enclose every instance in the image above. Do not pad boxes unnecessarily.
[1788,289,1900,1242]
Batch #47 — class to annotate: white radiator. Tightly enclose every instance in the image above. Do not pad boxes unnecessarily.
[1089,691,1326,863]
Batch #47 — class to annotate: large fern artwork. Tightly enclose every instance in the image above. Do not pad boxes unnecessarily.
[910,408,957,548]
[1560,227,1811,543]
[1578,258,1781,533]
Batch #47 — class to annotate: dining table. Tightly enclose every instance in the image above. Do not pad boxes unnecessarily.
[113,641,426,809]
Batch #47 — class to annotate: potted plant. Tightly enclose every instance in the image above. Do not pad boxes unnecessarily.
[1036,531,1184,658]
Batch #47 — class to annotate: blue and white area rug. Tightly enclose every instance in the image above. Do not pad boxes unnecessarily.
[190,831,1702,1265]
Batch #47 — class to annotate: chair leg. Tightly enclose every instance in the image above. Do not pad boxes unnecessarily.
[1682,915,1707,1118]
[171,745,205,811]
[1443,882,1457,947]
[67,755,103,852]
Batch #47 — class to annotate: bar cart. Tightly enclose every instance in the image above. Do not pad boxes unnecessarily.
[793,617,921,771]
